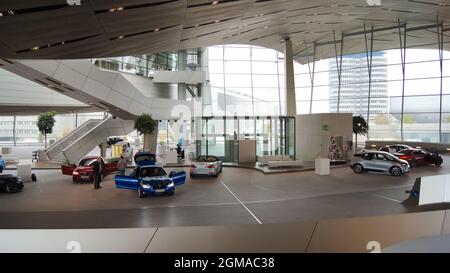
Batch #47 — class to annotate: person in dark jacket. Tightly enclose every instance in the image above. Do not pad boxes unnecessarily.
[92,157,102,189]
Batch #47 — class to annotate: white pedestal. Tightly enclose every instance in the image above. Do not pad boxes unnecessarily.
[17,164,32,182]
[166,150,178,164]
[315,158,330,175]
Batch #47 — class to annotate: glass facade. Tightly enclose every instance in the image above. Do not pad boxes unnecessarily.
[294,48,450,144]
[193,116,295,162]
[92,52,178,77]
[0,112,105,144]
[207,45,285,117]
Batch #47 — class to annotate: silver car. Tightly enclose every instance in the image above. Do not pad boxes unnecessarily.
[350,151,410,176]
[190,155,223,177]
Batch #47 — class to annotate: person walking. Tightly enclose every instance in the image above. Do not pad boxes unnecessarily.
[92,157,102,189]
[117,155,127,176]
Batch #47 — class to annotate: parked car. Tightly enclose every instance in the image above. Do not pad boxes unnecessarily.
[0,174,24,193]
[394,148,443,167]
[61,156,119,183]
[350,151,410,176]
[115,165,186,198]
[107,136,124,146]
[190,155,223,177]
[379,144,413,153]
[134,151,157,167]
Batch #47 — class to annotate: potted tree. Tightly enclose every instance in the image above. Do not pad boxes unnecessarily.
[353,116,368,152]
[37,111,56,150]
[134,114,158,152]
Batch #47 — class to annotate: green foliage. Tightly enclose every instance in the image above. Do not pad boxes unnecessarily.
[37,112,56,135]
[353,116,368,136]
[135,114,157,135]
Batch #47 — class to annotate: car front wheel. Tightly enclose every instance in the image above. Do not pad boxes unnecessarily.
[390,166,402,177]
[352,164,364,174]
[5,181,18,193]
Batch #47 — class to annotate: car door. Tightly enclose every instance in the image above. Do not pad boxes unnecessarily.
[103,158,118,175]
[361,153,375,170]
[115,174,139,190]
[413,150,426,165]
[169,170,186,186]
[61,164,76,175]
[371,153,390,171]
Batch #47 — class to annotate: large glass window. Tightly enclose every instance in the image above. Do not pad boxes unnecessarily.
[294,46,450,144]
[208,45,284,117]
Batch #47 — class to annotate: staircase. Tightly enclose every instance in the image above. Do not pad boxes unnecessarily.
[62,118,134,164]
[46,119,103,163]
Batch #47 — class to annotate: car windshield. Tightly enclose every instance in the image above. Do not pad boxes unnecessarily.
[140,167,166,177]
[196,156,217,162]
[384,153,398,161]
[79,158,96,167]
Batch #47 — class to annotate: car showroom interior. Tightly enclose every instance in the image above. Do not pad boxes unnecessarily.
[1,0,450,258]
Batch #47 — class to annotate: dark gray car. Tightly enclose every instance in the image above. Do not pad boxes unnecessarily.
[350,151,410,176]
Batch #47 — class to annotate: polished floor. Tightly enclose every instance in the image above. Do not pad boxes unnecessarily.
[0,157,449,229]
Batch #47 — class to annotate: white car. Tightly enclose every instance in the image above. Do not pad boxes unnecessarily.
[190,155,223,177]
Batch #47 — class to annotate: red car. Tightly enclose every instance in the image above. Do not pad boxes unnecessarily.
[394,149,443,168]
[61,156,118,183]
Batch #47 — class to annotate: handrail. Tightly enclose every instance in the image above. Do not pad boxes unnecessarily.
[46,119,103,159]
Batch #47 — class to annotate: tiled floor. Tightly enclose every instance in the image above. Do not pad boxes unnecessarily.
[0,156,449,229]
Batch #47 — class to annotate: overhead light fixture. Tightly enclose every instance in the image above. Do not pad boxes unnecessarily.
[194,24,199,27]
[215,20,220,23]
[31,46,40,51]
[7,10,14,15]
[0,12,3,16]
[212,1,219,4]
[109,7,124,12]
[154,28,160,32]
[118,35,124,39]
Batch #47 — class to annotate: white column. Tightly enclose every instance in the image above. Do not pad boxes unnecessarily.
[284,38,297,116]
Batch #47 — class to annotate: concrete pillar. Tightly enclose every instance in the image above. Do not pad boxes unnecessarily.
[143,132,158,153]
[284,38,297,116]
[178,51,187,100]
[200,47,212,116]
[99,141,107,158]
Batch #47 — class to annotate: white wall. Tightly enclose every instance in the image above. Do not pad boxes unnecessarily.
[296,113,353,161]
[0,68,85,107]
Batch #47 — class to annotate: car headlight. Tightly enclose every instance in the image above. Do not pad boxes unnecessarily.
[72,171,79,176]
[168,182,174,187]
[142,184,151,189]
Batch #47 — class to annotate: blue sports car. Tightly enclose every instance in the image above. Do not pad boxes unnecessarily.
[0,156,5,173]
[115,151,186,198]
[115,165,186,198]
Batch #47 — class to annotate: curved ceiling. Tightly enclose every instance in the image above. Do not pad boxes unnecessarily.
[0,0,450,62]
